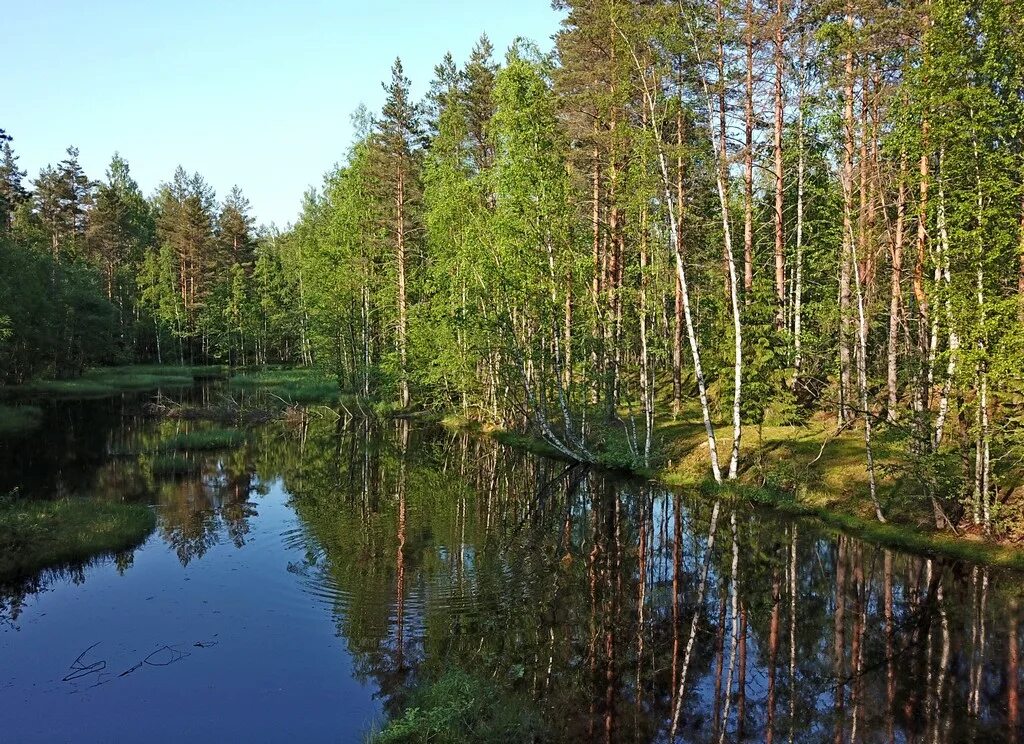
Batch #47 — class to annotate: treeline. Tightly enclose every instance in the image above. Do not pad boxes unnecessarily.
[2,0,1023,534]
[0,132,305,380]
[289,1,1024,532]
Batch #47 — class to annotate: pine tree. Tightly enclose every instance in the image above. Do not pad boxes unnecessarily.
[462,34,498,173]
[34,146,94,260]
[372,58,423,408]
[0,132,29,233]
[87,154,153,303]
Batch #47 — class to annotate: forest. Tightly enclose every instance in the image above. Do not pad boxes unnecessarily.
[2,0,1023,540]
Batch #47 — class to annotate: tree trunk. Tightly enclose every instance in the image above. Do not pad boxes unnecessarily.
[933,150,959,449]
[743,0,755,300]
[396,164,410,409]
[839,22,855,424]
[705,9,745,478]
[673,108,686,416]
[773,0,786,324]
[887,151,907,420]
[627,40,724,482]
[852,223,886,522]
[793,27,806,382]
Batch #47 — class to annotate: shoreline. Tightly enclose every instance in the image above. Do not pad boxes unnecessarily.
[442,415,1024,572]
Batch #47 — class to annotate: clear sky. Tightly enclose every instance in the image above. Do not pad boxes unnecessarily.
[5,1,564,227]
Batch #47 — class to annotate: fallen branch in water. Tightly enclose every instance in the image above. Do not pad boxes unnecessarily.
[63,641,105,681]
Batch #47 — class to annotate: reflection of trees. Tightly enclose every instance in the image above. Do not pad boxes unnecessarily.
[156,466,258,565]
[0,549,136,627]
[278,418,1024,742]
[4,400,1023,740]
[0,396,136,498]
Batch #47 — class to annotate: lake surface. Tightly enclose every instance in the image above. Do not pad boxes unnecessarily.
[1,390,1022,742]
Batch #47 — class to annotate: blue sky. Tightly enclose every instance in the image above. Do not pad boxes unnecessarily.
[6,1,563,227]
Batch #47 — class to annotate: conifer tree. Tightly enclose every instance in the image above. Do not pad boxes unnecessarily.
[0,132,28,233]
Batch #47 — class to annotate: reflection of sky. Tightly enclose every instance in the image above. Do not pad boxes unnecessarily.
[0,481,383,741]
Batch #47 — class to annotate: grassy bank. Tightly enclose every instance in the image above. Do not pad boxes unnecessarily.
[228,367,342,404]
[6,364,225,399]
[0,498,156,581]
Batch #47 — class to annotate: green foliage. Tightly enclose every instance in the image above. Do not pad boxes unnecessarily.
[0,238,120,381]
[373,670,546,744]
[1,0,1023,541]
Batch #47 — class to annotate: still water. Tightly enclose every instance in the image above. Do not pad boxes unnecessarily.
[0,392,1021,742]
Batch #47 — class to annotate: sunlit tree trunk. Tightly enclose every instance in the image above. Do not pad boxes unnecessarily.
[623,34,724,482]
[852,226,885,522]
[743,0,755,300]
[793,24,806,381]
[838,12,855,424]
[773,0,786,324]
[933,150,959,449]
[701,9,744,479]
[673,107,686,416]
[396,165,410,408]
[887,151,907,420]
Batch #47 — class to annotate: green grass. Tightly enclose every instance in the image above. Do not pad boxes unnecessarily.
[229,367,342,404]
[159,428,247,452]
[149,453,201,477]
[0,498,156,582]
[0,404,43,437]
[372,670,546,744]
[11,364,222,399]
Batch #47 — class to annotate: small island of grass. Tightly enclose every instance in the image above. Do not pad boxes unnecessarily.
[0,498,156,582]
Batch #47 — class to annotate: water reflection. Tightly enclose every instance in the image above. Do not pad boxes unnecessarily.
[0,403,1021,741]
[280,418,1022,742]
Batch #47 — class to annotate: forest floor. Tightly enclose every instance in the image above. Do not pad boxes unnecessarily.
[0,498,156,582]
[653,411,1024,569]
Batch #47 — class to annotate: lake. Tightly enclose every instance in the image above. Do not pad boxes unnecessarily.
[0,390,1020,742]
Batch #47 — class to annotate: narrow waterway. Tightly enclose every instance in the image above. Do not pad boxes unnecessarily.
[0,392,1020,741]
